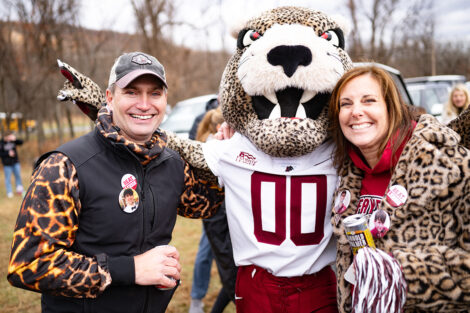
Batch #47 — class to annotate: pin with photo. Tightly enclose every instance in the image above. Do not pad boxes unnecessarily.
[368,209,390,239]
[119,188,139,213]
[334,190,351,215]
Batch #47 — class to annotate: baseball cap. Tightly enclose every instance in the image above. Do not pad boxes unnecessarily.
[108,52,168,89]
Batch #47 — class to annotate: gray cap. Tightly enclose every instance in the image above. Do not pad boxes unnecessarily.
[108,52,168,89]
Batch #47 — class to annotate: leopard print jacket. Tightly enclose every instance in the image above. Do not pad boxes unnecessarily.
[7,109,223,298]
[333,114,470,312]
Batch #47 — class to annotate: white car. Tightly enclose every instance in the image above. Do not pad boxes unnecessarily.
[405,75,466,121]
[160,94,217,139]
[406,82,450,120]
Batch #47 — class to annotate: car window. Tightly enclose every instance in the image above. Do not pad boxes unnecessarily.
[160,94,217,137]
[409,90,421,107]
[160,102,206,133]
[408,85,450,116]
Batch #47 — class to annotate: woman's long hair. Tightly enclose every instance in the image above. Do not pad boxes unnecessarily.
[196,107,224,142]
[328,65,414,169]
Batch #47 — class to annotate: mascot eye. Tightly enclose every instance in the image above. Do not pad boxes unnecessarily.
[319,29,344,49]
[237,29,262,49]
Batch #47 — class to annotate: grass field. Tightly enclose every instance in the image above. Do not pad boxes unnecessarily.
[0,147,235,313]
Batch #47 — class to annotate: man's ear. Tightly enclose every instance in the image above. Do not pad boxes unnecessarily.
[106,89,114,111]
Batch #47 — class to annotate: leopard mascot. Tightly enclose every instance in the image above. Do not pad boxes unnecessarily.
[57,6,470,313]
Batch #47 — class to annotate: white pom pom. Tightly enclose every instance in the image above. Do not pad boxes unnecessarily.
[353,247,407,313]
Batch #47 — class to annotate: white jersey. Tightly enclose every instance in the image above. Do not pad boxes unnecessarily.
[203,132,338,277]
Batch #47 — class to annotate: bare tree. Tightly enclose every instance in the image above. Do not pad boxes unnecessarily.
[345,0,429,65]
[0,0,79,152]
[129,0,229,105]
[393,0,435,77]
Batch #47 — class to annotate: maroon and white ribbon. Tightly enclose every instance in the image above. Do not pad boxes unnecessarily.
[352,247,407,313]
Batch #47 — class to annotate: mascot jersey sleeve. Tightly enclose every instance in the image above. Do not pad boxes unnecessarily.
[203,132,339,277]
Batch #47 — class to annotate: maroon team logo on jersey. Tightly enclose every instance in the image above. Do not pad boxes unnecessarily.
[356,195,382,215]
[236,151,257,166]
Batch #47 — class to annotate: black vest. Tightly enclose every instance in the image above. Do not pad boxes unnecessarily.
[39,129,185,313]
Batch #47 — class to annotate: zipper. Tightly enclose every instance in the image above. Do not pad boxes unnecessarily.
[139,163,146,253]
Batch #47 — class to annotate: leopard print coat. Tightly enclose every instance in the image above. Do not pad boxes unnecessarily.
[333,114,470,312]
[7,109,223,298]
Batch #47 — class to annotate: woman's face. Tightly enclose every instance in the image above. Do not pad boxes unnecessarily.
[339,74,389,158]
[452,90,467,108]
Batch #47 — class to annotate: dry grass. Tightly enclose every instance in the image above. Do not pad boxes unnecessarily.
[0,154,235,313]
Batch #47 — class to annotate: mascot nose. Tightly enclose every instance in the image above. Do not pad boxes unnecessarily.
[267,45,312,77]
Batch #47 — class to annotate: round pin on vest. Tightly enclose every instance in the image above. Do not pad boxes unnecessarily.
[121,174,137,190]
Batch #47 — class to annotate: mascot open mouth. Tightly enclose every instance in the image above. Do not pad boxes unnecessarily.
[252,87,330,120]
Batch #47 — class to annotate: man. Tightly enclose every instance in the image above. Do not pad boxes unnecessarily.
[8,52,222,313]
[0,131,24,198]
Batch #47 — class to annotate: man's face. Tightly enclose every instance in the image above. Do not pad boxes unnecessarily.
[125,193,135,206]
[106,74,167,144]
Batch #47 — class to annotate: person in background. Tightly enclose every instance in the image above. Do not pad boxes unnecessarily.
[7,51,222,313]
[441,84,470,124]
[190,107,237,313]
[329,65,470,312]
[0,131,24,198]
[188,97,219,141]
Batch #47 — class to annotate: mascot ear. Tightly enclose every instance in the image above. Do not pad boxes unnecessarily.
[330,14,351,37]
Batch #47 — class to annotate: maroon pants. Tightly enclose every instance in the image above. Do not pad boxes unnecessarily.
[235,265,338,313]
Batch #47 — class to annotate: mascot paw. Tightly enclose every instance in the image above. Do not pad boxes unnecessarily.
[57,59,105,121]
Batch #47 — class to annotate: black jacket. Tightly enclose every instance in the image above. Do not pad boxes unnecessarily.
[41,128,184,313]
[0,139,23,166]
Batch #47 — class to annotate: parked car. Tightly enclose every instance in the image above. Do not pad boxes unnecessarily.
[404,75,467,121]
[160,94,217,138]
[405,75,466,87]
[406,82,450,119]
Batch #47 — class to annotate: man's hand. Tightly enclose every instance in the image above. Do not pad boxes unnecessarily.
[134,245,181,287]
[214,122,235,140]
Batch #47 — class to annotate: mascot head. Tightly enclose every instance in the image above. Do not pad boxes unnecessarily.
[220,6,352,157]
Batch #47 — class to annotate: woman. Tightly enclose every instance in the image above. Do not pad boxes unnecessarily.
[328,66,470,312]
[441,84,470,124]
[190,106,237,313]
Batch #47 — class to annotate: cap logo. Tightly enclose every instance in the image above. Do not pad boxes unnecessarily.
[132,54,152,65]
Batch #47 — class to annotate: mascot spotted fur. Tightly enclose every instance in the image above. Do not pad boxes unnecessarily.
[57,6,470,313]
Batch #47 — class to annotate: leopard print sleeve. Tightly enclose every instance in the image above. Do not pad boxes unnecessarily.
[177,162,224,218]
[447,107,470,150]
[7,153,111,298]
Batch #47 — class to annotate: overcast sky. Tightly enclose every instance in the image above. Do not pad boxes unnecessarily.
[80,0,470,51]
